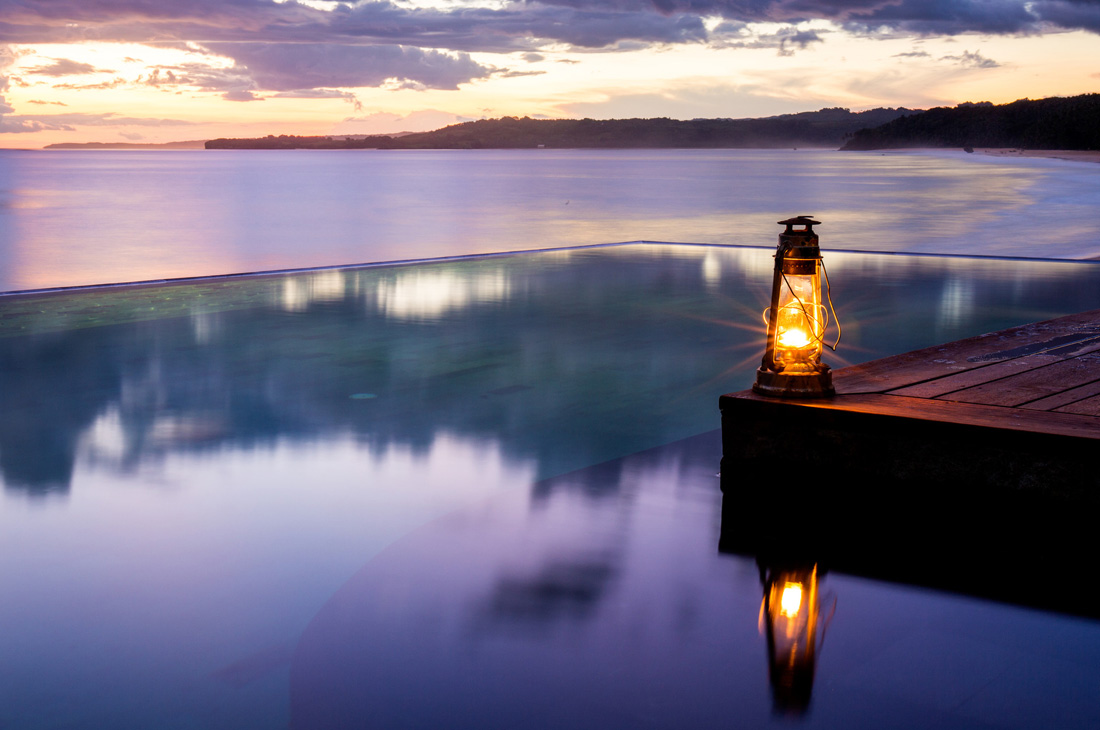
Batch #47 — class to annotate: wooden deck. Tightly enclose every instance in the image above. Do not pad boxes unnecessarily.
[718,309,1100,615]
[721,308,1100,490]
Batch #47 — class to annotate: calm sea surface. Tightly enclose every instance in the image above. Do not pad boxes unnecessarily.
[0,148,1098,292]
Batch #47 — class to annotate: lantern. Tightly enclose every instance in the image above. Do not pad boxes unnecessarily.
[754,216,838,398]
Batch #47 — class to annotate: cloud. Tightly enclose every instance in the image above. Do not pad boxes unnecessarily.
[0,44,16,92]
[52,77,127,89]
[840,0,1043,35]
[0,0,710,53]
[25,58,111,76]
[0,103,195,133]
[558,82,835,119]
[0,0,1095,107]
[712,22,827,52]
[1029,0,1100,33]
[271,87,357,99]
[5,41,496,103]
[271,88,354,99]
[777,28,824,55]
[135,63,263,101]
[204,42,495,92]
[332,109,469,134]
[140,63,253,93]
[496,69,547,78]
[28,99,69,105]
[223,88,262,101]
[0,91,75,132]
[271,87,363,109]
[530,0,1099,35]
[303,1,709,52]
[17,112,195,126]
[940,49,1000,68]
[0,112,74,132]
[0,45,49,132]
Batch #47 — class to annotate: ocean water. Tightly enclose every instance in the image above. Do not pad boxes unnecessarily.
[0,148,1098,292]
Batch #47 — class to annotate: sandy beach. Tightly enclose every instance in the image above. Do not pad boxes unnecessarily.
[879,147,1100,164]
[974,148,1100,163]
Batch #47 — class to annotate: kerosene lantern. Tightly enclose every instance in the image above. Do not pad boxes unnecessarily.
[753,216,839,398]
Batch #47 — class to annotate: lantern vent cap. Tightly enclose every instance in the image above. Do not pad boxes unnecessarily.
[778,216,820,232]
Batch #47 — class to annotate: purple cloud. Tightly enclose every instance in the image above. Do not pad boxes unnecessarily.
[0,0,1096,51]
[223,88,262,101]
[0,103,193,132]
[205,42,495,91]
[271,88,363,110]
[940,49,1000,68]
[0,0,1095,103]
[26,58,112,75]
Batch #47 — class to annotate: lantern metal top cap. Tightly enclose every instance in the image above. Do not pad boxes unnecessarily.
[777,215,820,229]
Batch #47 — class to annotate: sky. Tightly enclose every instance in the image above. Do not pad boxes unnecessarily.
[0,0,1098,148]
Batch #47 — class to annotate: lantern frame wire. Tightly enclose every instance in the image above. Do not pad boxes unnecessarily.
[776,259,841,353]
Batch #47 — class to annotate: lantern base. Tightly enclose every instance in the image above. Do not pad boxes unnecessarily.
[752,366,834,398]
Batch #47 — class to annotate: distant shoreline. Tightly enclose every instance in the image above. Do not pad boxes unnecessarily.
[865,147,1100,164]
[30,144,1100,164]
[974,148,1100,164]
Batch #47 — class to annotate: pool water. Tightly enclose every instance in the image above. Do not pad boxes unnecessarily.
[2,244,1099,729]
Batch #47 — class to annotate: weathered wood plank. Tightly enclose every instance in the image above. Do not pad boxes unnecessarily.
[887,355,1059,398]
[725,390,1100,441]
[937,352,1100,407]
[1055,395,1100,417]
[886,335,1100,398]
[1020,379,1100,412]
[834,309,1100,394]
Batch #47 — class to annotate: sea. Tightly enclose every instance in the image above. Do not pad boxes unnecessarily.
[2,148,1100,729]
[1,147,1098,292]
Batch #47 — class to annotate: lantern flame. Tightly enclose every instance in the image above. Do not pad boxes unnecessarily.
[778,327,811,349]
[780,582,804,617]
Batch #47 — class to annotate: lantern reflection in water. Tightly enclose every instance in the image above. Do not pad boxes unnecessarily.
[758,563,833,714]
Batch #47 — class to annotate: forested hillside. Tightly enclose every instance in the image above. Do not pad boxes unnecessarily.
[841,94,1100,151]
[205,107,909,150]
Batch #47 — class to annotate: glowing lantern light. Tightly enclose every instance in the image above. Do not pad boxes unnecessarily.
[779,581,804,616]
[754,216,839,398]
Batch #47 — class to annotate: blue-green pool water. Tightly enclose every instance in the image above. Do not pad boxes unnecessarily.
[2,243,1099,729]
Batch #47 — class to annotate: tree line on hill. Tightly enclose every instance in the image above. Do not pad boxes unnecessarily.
[202,94,1098,151]
[841,94,1099,151]
[204,107,909,150]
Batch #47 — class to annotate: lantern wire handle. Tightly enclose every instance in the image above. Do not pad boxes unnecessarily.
[821,259,841,352]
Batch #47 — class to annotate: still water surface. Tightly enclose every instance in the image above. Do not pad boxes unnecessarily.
[1,149,1098,292]
[2,245,1099,728]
